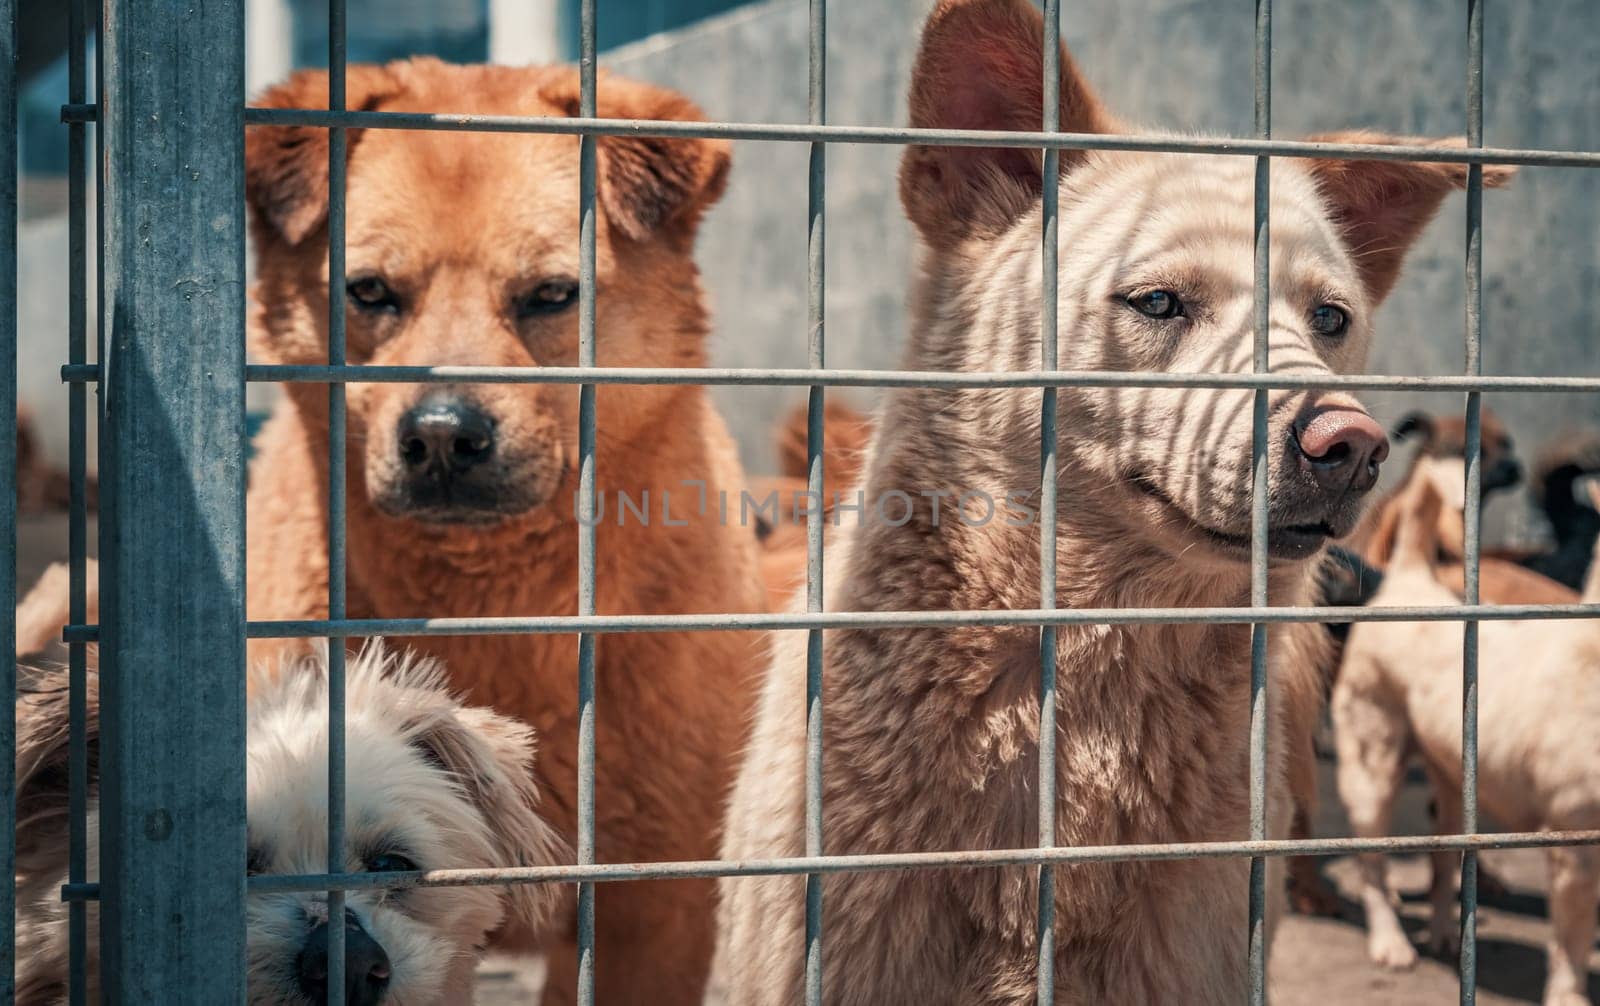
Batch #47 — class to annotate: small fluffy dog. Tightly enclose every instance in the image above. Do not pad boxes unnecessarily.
[1333,466,1600,1005]
[14,565,564,1004]
[716,1,1512,1001]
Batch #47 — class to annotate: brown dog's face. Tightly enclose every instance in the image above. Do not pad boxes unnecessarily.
[1392,409,1521,496]
[246,60,728,528]
[900,0,1514,567]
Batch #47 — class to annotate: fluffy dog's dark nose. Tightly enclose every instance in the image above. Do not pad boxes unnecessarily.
[398,394,495,473]
[1295,407,1390,495]
[298,912,391,1005]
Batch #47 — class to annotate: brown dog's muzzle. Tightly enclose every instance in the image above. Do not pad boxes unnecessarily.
[370,388,560,525]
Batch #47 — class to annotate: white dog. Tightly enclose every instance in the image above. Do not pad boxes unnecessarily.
[1333,462,1600,1006]
[13,565,566,1004]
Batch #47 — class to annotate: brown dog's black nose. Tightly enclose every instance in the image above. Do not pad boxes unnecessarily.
[398,394,495,473]
[298,912,391,1006]
[1295,407,1390,495]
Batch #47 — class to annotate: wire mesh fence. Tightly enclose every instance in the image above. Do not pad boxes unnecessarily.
[4,0,1599,1002]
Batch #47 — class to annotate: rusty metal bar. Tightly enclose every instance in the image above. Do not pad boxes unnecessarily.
[57,828,1600,904]
[803,0,827,1001]
[63,362,1600,394]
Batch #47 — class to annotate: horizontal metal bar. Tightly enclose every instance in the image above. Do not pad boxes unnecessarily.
[55,103,1600,168]
[58,363,1600,394]
[58,601,1600,643]
[56,828,1600,903]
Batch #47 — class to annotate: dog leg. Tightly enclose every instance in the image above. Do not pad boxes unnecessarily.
[1333,681,1416,970]
[1287,805,1343,917]
[1545,845,1599,1006]
[1425,779,1463,960]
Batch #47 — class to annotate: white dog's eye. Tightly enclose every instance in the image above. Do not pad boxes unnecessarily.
[1310,304,1350,338]
[1127,289,1184,320]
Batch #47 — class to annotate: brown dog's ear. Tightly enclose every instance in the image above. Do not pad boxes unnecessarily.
[408,703,568,932]
[542,74,731,244]
[1301,132,1515,304]
[246,66,403,245]
[899,0,1116,247]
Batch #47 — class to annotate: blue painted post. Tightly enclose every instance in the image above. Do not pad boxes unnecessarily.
[97,0,248,998]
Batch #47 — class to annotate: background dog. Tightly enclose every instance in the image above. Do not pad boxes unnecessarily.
[1332,463,1600,1006]
[13,566,564,1005]
[716,0,1512,1001]
[242,60,766,1002]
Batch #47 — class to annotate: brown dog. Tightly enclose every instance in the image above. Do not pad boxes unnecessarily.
[716,1,1512,1000]
[243,59,765,1003]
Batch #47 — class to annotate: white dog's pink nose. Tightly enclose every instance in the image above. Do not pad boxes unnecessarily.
[1296,408,1390,495]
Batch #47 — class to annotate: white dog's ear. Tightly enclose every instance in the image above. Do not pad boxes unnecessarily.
[409,707,568,932]
[1301,132,1515,304]
[899,0,1116,248]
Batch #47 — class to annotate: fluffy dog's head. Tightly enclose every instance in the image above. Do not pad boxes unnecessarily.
[900,0,1514,574]
[244,642,565,1004]
[13,633,564,1005]
[246,59,728,532]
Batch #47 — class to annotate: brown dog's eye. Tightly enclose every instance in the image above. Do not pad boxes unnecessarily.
[1310,304,1350,338]
[347,276,400,312]
[516,279,580,319]
[1127,290,1184,320]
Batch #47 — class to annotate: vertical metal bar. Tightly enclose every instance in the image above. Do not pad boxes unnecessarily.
[97,0,248,997]
[1036,1,1061,1003]
[1248,1,1272,1002]
[325,0,350,995]
[576,0,599,1001]
[66,0,91,997]
[1459,1,1484,1000]
[0,0,17,994]
[803,1,827,1004]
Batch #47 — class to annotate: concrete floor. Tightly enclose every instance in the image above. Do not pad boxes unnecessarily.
[17,513,1593,1003]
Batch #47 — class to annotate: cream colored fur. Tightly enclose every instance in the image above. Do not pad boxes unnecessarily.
[1333,461,1600,1006]
[710,0,1506,1000]
[13,575,566,1006]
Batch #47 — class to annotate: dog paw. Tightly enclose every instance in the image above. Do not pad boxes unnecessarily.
[1368,933,1419,970]
[1426,923,1461,960]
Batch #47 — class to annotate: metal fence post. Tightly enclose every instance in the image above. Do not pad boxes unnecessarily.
[2,0,20,995]
[97,0,248,998]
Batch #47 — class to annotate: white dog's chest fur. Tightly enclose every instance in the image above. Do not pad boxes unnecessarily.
[715,514,1294,1006]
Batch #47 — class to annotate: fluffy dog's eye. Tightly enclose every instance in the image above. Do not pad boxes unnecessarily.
[347,276,400,312]
[517,279,580,318]
[246,845,271,877]
[1127,290,1184,320]
[1310,304,1350,338]
[364,852,419,873]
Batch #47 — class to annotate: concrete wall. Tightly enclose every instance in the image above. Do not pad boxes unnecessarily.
[607,0,1600,542]
[16,0,1597,544]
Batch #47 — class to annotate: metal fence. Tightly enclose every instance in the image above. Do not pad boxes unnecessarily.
[5,0,1600,1002]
